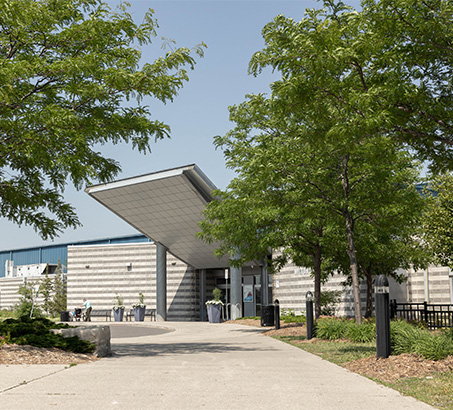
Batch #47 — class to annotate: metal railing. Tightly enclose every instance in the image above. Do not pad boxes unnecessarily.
[390,300,453,329]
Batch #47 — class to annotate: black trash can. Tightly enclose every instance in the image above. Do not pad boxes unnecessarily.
[261,305,275,327]
[60,311,70,322]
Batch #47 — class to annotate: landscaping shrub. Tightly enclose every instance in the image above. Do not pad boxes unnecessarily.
[0,316,95,353]
[315,317,349,340]
[414,332,453,361]
[390,320,424,355]
[391,320,453,360]
[345,320,376,343]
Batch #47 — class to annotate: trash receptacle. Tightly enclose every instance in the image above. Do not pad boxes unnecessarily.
[60,311,70,322]
[261,305,275,327]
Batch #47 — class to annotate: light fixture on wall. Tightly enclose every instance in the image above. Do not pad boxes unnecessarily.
[126,262,132,271]
[171,262,176,266]
[85,265,90,269]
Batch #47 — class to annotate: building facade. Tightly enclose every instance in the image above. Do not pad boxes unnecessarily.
[0,164,451,320]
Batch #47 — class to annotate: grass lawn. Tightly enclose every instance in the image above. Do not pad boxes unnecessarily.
[387,373,453,410]
[273,335,453,410]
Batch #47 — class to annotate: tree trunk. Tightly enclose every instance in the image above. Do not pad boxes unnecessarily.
[313,244,322,319]
[340,154,362,324]
[344,212,363,324]
[364,268,373,318]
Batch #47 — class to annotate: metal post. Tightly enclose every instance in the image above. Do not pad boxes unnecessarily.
[375,274,391,359]
[423,301,429,325]
[261,259,269,307]
[274,299,280,330]
[306,291,314,340]
[156,242,167,322]
[199,269,207,321]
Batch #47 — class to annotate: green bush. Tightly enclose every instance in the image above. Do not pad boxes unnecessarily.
[345,321,376,343]
[391,320,424,355]
[414,332,453,361]
[391,320,453,360]
[282,315,306,324]
[0,316,95,353]
[315,317,349,340]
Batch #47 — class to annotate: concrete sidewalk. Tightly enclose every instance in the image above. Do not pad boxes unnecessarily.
[0,322,437,410]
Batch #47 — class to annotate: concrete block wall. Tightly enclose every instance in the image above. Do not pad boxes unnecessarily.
[273,263,369,317]
[273,262,409,317]
[407,266,452,304]
[67,243,200,321]
[0,275,57,310]
[166,253,199,321]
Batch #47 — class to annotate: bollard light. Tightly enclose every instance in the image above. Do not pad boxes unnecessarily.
[375,274,391,359]
[306,291,313,302]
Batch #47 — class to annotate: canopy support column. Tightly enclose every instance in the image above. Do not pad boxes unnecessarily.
[199,269,207,321]
[156,242,167,321]
[230,259,242,320]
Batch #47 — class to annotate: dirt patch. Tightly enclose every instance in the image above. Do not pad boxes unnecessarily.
[0,344,99,365]
[228,319,453,382]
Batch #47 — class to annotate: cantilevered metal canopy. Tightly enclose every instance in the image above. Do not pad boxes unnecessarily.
[86,164,229,269]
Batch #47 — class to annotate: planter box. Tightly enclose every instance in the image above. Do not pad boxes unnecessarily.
[113,308,124,322]
[133,306,146,321]
[207,304,222,323]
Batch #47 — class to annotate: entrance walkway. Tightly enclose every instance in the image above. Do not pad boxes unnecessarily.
[0,322,436,410]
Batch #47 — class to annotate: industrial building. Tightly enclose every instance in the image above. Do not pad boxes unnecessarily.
[0,164,451,320]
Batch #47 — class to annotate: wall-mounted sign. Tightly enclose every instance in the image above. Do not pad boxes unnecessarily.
[243,285,253,302]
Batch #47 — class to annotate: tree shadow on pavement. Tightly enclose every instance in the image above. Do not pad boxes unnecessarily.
[109,341,275,358]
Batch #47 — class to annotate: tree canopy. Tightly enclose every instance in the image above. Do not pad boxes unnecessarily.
[199,0,436,322]
[423,174,453,269]
[0,0,204,239]
[249,0,453,172]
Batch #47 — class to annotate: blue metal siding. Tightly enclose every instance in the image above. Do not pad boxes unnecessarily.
[0,253,10,277]
[110,235,151,244]
[0,234,149,277]
[41,246,68,268]
[12,248,41,266]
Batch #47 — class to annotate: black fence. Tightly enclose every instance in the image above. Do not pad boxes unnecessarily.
[390,300,453,329]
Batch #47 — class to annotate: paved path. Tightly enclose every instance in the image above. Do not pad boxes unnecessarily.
[0,322,437,410]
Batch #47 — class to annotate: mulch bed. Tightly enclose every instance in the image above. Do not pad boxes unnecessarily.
[229,319,453,382]
[0,344,98,365]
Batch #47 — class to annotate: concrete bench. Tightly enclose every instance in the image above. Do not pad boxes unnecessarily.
[89,309,112,321]
[125,308,156,321]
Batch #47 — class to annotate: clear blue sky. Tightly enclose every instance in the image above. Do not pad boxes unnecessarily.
[0,0,362,251]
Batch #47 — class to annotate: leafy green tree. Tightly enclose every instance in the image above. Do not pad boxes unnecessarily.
[201,1,429,323]
[15,280,42,318]
[51,260,67,316]
[250,0,453,172]
[361,0,453,171]
[199,95,343,319]
[40,268,54,315]
[424,173,453,268]
[0,0,204,239]
[330,214,430,318]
